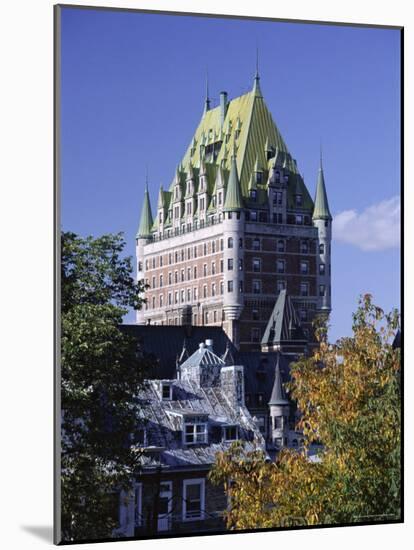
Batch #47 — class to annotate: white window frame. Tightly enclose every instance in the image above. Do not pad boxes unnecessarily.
[161,383,172,401]
[223,425,238,442]
[182,479,205,521]
[184,422,208,445]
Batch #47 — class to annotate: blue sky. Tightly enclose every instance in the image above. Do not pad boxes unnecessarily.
[60,7,401,342]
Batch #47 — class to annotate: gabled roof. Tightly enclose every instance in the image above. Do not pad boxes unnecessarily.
[261,290,307,347]
[268,354,289,406]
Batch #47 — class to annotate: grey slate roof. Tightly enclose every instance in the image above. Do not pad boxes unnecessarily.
[134,378,265,469]
[269,355,289,406]
[261,290,307,347]
[119,325,235,379]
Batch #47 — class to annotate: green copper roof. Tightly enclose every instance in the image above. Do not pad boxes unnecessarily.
[313,163,332,221]
[136,185,154,238]
[223,153,244,211]
[268,355,289,406]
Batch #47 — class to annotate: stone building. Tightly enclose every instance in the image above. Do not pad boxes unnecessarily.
[135,69,332,351]
[116,339,265,537]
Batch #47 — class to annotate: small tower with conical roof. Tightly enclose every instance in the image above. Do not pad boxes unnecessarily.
[268,354,290,449]
[222,143,244,348]
[136,182,154,324]
[313,151,332,314]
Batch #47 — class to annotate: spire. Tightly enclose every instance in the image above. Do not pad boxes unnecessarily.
[268,354,289,406]
[261,290,307,348]
[223,144,244,212]
[203,71,211,116]
[136,182,153,239]
[252,47,262,97]
[313,151,332,221]
[157,185,165,208]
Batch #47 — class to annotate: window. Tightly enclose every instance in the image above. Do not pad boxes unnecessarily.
[181,250,184,261]
[319,284,326,297]
[203,264,207,277]
[184,422,207,445]
[174,292,178,304]
[252,280,261,294]
[227,280,234,292]
[252,309,259,321]
[238,259,243,270]
[300,241,309,254]
[273,190,282,205]
[162,383,172,400]
[228,258,234,271]
[277,239,285,252]
[300,282,309,297]
[220,259,224,273]
[159,275,163,288]
[218,192,222,205]
[194,266,197,279]
[239,280,243,293]
[212,241,216,253]
[187,267,191,280]
[168,293,172,305]
[253,258,261,272]
[152,276,156,288]
[273,212,283,224]
[299,309,307,322]
[250,189,257,201]
[319,263,325,275]
[138,261,142,271]
[212,262,216,275]
[160,294,163,307]
[251,328,260,342]
[239,238,243,248]
[213,310,217,322]
[259,211,268,223]
[250,211,258,222]
[181,290,185,302]
[187,288,191,301]
[256,393,264,405]
[277,260,285,273]
[183,479,205,521]
[252,238,260,250]
[228,237,234,249]
[152,258,156,269]
[212,283,216,297]
[295,194,303,207]
[319,243,325,254]
[203,285,207,298]
[220,281,224,295]
[194,245,198,258]
[181,269,185,282]
[193,287,198,300]
[152,296,155,309]
[245,393,251,406]
[295,214,303,225]
[186,202,192,215]
[277,280,286,293]
[223,426,238,441]
[174,271,178,284]
[300,261,309,274]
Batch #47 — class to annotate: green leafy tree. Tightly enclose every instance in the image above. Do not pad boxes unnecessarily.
[210,295,401,529]
[60,232,153,541]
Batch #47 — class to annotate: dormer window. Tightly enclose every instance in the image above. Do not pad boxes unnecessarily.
[284,174,289,183]
[223,425,238,442]
[255,172,263,184]
[162,383,172,401]
[295,194,303,207]
[184,421,208,445]
[250,189,257,201]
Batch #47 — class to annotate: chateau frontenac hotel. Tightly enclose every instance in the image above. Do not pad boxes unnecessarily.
[135,69,332,351]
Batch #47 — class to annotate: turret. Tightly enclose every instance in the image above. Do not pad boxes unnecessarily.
[222,145,244,347]
[268,354,290,449]
[136,183,154,323]
[312,152,332,314]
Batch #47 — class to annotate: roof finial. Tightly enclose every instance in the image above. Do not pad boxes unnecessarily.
[319,140,323,170]
[203,68,211,115]
[145,164,149,192]
[252,45,262,97]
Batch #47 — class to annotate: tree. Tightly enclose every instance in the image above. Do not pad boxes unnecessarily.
[60,232,154,541]
[210,295,401,529]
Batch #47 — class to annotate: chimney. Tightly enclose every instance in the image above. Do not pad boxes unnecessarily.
[220,91,228,127]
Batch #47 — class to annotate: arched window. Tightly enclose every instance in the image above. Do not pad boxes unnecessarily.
[319,243,325,254]
[228,237,234,249]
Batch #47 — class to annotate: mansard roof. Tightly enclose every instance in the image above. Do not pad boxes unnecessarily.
[133,376,265,469]
[261,290,307,347]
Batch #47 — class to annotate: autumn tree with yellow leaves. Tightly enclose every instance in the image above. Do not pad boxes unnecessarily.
[210,295,401,529]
